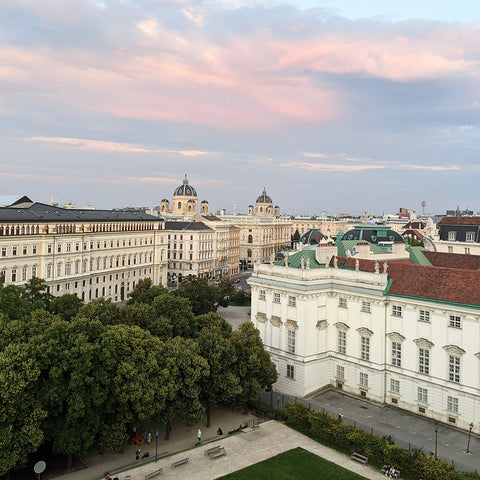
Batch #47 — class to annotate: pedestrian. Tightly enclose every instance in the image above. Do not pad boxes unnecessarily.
[147,431,152,444]
[217,427,223,435]
[197,429,202,443]
[135,448,141,460]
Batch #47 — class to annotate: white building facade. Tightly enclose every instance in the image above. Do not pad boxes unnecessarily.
[249,245,480,433]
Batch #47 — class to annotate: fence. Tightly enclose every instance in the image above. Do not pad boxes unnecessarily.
[254,390,477,475]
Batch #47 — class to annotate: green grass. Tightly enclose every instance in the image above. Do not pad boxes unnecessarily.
[218,447,370,480]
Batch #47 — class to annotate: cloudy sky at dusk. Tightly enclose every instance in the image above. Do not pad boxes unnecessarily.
[1,0,479,216]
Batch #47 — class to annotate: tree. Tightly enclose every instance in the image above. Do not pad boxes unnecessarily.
[0,283,34,320]
[152,293,195,338]
[23,277,53,309]
[76,297,120,325]
[216,278,235,308]
[126,278,167,306]
[161,337,209,438]
[50,294,83,321]
[291,229,301,248]
[197,324,241,427]
[0,343,45,476]
[120,303,173,340]
[174,276,218,315]
[35,317,111,467]
[99,324,176,451]
[231,322,277,404]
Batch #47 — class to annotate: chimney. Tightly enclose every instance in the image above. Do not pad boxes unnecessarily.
[315,244,337,265]
[355,242,370,259]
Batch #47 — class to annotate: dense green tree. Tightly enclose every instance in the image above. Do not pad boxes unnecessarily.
[23,277,53,309]
[291,229,301,247]
[197,324,241,427]
[100,324,176,451]
[194,311,233,338]
[77,297,120,325]
[126,278,167,305]
[35,318,111,467]
[231,322,277,404]
[50,293,83,321]
[120,303,173,339]
[0,343,45,476]
[216,278,235,308]
[152,293,195,338]
[161,337,209,438]
[174,276,218,315]
[0,283,33,320]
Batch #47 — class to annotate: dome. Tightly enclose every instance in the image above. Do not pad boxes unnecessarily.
[161,198,169,202]
[201,200,208,204]
[256,188,272,204]
[300,229,326,245]
[173,174,197,197]
[340,226,403,244]
[187,199,195,203]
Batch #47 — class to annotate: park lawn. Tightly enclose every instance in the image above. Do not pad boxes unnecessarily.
[218,447,370,480]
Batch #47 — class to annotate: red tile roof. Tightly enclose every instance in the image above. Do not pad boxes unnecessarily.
[439,216,480,225]
[424,251,480,270]
[331,256,480,306]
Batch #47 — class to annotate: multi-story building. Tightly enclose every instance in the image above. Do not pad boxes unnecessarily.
[249,231,480,433]
[0,196,168,302]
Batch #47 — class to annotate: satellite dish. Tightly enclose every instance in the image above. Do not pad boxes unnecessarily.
[34,461,46,474]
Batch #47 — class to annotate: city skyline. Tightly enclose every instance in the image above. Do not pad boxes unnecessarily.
[1,0,479,215]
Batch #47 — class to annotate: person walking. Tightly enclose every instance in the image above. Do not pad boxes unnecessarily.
[197,429,202,443]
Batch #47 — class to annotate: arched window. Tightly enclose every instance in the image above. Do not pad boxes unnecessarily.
[178,202,182,209]
[247,249,252,258]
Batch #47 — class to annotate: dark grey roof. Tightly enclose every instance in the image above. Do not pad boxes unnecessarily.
[0,202,163,223]
[201,200,209,204]
[300,228,326,245]
[256,188,272,204]
[161,198,169,202]
[201,214,222,221]
[173,175,197,198]
[165,221,212,231]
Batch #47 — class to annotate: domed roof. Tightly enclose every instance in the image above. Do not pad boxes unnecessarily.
[201,200,208,204]
[340,226,403,244]
[300,228,326,245]
[256,188,272,204]
[161,198,169,202]
[173,174,197,198]
[187,199,196,203]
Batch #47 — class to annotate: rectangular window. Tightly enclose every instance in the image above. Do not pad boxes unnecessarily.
[66,243,71,252]
[32,266,36,277]
[448,246,453,253]
[336,365,345,379]
[287,329,296,354]
[1,247,6,257]
[360,372,368,388]
[361,301,371,313]
[449,315,461,328]
[21,267,27,281]
[288,296,297,307]
[447,396,458,413]
[11,269,16,282]
[448,231,457,241]
[419,310,430,322]
[273,292,281,303]
[465,247,471,255]
[47,244,52,254]
[57,244,61,253]
[419,348,430,375]
[12,246,17,256]
[32,245,37,254]
[466,232,475,242]
[65,263,71,275]
[392,342,402,367]
[22,245,27,255]
[390,379,400,394]
[392,305,402,317]
[339,297,347,308]
[361,337,370,361]
[286,364,295,379]
[417,387,428,404]
[337,331,346,354]
[449,356,460,383]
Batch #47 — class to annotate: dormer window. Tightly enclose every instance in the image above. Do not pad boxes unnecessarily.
[448,231,457,241]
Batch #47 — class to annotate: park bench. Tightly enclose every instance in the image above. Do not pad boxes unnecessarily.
[205,445,223,455]
[210,449,226,459]
[144,467,163,480]
[381,465,400,478]
[351,452,368,464]
[171,457,189,467]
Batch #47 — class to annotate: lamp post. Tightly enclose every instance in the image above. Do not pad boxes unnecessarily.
[467,422,473,454]
[155,429,159,461]
[434,426,438,458]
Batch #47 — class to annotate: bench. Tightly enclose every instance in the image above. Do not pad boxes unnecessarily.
[210,449,226,459]
[145,467,163,480]
[205,445,223,455]
[381,466,400,478]
[351,452,368,464]
[171,457,189,467]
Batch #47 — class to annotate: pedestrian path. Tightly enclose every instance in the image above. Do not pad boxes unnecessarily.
[56,421,385,480]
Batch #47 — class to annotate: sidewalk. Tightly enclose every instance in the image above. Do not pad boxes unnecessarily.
[56,420,385,480]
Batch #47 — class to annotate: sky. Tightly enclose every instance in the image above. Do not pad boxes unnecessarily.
[1,0,480,216]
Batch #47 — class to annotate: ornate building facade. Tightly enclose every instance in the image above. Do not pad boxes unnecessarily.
[0,197,168,302]
[249,240,480,433]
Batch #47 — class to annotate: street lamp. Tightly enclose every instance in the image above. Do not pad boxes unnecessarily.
[467,422,474,454]
[155,429,159,461]
[434,426,438,458]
